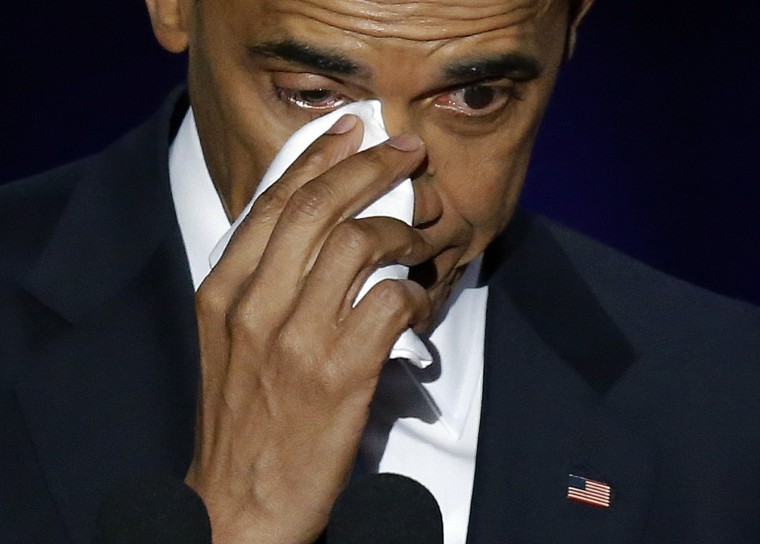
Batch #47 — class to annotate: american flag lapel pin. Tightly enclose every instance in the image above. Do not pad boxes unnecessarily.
[566,474,612,508]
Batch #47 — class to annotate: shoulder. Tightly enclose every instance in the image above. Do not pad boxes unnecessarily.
[518,213,760,429]
[487,209,760,379]
[539,215,760,357]
[0,162,86,276]
[0,89,187,281]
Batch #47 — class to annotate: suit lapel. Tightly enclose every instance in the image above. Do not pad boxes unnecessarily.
[23,89,188,324]
[467,212,654,543]
[14,90,200,544]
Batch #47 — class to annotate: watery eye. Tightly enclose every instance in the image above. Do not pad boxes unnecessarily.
[275,87,349,111]
[297,89,335,105]
[435,84,514,117]
[461,86,496,110]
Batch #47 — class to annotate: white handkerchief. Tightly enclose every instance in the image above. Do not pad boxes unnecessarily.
[209,100,432,368]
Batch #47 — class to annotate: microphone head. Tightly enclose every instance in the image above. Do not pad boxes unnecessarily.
[92,477,211,544]
[327,473,443,544]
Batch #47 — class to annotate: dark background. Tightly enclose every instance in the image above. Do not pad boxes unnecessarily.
[2,2,759,304]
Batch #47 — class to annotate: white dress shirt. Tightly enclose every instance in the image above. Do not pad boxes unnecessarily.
[168,110,488,544]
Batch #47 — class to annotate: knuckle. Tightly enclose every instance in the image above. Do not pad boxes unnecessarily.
[254,183,293,218]
[283,182,337,223]
[370,280,412,320]
[276,322,308,360]
[314,364,345,396]
[352,149,388,178]
[224,298,261,339]
[298,146,333,173]
[328,220,375,260]
[224,305,249,335]
[195,281,229,316]
[275,325,345,393]
[254,146,335,217]
[360,141,392,165]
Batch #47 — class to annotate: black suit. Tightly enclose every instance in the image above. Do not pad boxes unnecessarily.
[2,91,759,543]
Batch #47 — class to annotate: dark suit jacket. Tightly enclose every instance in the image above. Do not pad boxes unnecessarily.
[2,90,759,543]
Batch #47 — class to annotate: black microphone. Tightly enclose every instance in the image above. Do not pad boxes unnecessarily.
[326,473,443,544]
[91,477,211,544]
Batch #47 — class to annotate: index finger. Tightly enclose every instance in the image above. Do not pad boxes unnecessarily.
[207,114,363,288]
[242,133,426,322]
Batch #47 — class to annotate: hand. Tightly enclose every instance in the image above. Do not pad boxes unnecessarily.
[185,115,436,544]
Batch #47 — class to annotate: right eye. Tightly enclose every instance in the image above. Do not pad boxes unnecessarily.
[274,87,352,111]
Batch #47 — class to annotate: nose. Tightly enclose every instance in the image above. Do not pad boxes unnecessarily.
[379,100,417,138]
[377,101,441,226]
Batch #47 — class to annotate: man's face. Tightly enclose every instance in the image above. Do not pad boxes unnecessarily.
[184,0,570,313]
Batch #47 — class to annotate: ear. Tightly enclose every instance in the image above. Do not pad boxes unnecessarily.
[565,0,595,60]
[145,0,191,53]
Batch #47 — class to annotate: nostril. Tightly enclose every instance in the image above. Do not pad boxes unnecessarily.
[412,177,444,228]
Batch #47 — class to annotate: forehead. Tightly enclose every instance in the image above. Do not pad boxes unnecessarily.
[243,0,561,53]
[260,0,549,39]
[234,0,565,83]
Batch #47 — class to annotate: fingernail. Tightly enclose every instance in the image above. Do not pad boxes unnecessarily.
[386,133,424,151]
[327,114,358,134]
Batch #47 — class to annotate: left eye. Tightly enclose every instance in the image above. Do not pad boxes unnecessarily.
[435,84,515,117]
[275,87,349,111]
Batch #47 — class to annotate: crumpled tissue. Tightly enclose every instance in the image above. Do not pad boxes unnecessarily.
[209,100,432,368]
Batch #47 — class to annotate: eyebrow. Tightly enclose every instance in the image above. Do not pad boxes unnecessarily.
[247,39,367,77]
[442,53,542,84]
[247,39,542,87]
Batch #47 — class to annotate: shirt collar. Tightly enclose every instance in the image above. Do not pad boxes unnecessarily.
[409,257,488,439]
[168,109,230,290]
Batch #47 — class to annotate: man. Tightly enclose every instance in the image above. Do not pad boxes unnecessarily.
[1,1,759,543]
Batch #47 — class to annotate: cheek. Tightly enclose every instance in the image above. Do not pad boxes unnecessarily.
[426,130,532,249]
[188,4,312,210]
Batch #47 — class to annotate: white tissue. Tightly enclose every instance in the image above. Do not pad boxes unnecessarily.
[209,100,432,368]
